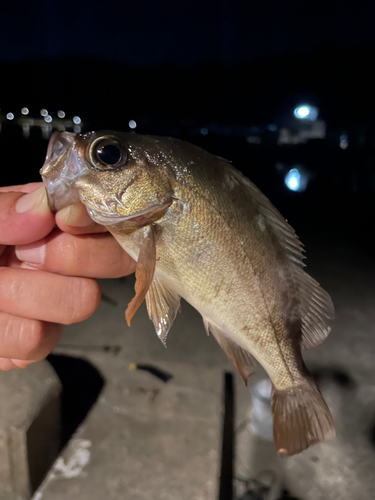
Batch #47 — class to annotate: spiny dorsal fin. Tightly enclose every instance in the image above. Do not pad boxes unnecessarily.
[229,168,334,349]
[203,318,255,384]
[145,279,181,346]
[125,225,156,326]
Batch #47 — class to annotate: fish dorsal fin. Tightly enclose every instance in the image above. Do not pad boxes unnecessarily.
[125,225,156,326]
[230,168,334,349]
[145,279,181,346]
[203,318,255,384]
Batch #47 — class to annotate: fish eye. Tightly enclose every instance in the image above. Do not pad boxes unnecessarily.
[89,137,128,171]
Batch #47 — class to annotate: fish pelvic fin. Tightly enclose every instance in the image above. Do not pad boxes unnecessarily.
[125,225,156,326]
[271,382,335,456]
[203,319,255,385]
[145,279,181,346]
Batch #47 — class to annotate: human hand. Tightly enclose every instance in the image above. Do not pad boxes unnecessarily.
[1,183,135,370]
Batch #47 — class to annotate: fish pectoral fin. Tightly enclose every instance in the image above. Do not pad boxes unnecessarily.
[145,279,181,346]
[272,382,335,456]
[125,225,156,326]
[203,319,255,385]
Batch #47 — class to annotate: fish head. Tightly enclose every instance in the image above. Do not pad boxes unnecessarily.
[40,131,174,226]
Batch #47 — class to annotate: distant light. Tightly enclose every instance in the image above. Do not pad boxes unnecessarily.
[267,124,277,132]
[340,134,349,149]
[40,108,48,117]
[41,124,52,140]
[285,169,300,191]
[21,107,29,115]
[6,112,14,120]
[73,116,81,124]
[285,168,301,191]
[44,115,52,123]
[200,127,208,135]
[128,119,137,129]
[295,106,309,118]
[293,105,318,121]
[57,110,65,118]
[22,123,30,139]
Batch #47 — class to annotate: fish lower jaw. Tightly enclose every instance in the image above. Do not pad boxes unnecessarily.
[87,208,134,226]
[86,204,167,226]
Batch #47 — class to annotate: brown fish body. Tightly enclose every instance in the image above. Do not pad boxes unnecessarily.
[41,131,335,455]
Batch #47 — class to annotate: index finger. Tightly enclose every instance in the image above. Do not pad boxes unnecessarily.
[0,188,55,246]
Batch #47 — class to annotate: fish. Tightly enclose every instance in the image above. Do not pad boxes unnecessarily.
[40,130,335,456]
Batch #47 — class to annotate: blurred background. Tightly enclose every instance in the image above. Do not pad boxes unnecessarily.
[2,0,375,244]
[2,2,375,500]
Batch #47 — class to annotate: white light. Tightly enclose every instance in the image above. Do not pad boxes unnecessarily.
[40,108,48,117]
[73,116,81,124]
[21,107,29,115]
[285,168,301,192]
[128,119,137,129]
[57,110,65,118]
[293,105,318,121]
[295,106,309,118]
[6,112,14,120]
[44,115,52,123]
[200,127,208,135]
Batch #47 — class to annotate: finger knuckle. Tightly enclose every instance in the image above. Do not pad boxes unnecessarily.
[20,320,47,359]
[52,233,82,274]
[63,278,101,325]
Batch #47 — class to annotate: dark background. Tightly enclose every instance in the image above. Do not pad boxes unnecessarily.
[1,0,375,249]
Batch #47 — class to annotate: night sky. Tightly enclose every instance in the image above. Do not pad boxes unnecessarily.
[1,0,375,65]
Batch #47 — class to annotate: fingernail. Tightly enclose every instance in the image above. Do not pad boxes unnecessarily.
[15,187,47,214]
[58,203,94,227]
[15,244,45,265]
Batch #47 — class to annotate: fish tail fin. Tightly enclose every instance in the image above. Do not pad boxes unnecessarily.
[271,382,335,456]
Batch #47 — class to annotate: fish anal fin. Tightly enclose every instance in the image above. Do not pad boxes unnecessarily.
[145,279,181,346]
[203,319,255,385]
[125,225,156,326]
[272,382,335,456]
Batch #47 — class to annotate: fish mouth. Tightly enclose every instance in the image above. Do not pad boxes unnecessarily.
[87,204,164,226]
[43,131,75,165]
[40,131,86,213]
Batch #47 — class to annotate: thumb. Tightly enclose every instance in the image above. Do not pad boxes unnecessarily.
[0,187,56,246]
